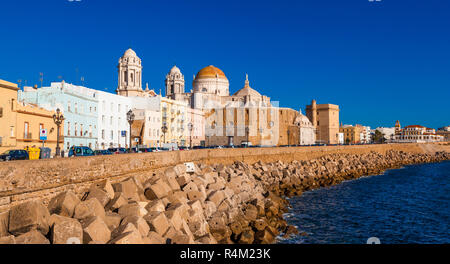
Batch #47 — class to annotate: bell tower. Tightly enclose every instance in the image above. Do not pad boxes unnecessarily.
[165,65,185,100]
[117,48,143,97]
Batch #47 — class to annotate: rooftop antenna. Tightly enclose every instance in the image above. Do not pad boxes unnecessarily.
[39,72,44,88]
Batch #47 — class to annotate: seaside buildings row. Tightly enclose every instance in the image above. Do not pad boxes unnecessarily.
[0,49,342,155]
[339,120,447,144]
[1,48,446,155]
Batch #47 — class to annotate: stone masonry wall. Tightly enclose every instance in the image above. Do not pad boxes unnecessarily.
[0,143,448,213]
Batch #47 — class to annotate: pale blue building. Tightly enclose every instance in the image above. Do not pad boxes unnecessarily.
[19,81,98,153]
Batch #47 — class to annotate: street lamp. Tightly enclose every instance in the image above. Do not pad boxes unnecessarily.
[188,122,193,149]
[245,126,250,148]
[161,124,168,146]
[52,108,65,157]
[127,110,135,153]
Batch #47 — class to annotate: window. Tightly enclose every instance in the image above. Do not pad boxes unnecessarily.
[67,122,71,136]
[75,122,78,136]
[102,115,105,124]
[10,126,14,137]
[89,125,92,138]
[118,104,121,112]
[110,130,114,140]
[68,101,71,112]
[75,103,78,113]
[80,124,84,137]
[24,122,29,138]
[110,116,113,125]
[102,130,105,139]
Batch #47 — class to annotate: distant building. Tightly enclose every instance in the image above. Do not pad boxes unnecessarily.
[338,132,344,145]
[340,124,363,144]
[306,100,340,144]
[294,110,316,145]
[437,126,450,142]
[19,81,98,152]
[359,126,372,144]
[394,125,444,143]
[186,107,205,147]
[376,127,396,142]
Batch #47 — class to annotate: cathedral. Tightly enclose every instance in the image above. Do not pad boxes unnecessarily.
[115,48,317,146]
[165,65,271,110]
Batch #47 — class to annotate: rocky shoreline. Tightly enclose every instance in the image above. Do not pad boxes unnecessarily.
[0,150,448,244]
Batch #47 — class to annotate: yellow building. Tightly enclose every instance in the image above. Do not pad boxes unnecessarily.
[0,80,61,155]
[340,125,363,144]
[0,80,18,152]
[160,97,188,147]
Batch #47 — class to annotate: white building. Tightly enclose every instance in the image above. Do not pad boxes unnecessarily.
[95,90,133,150]
[338,132,344,145]
[394,125,444,143]
[360,126,372,144]
[294,110,316,145]
[186,107,205,147]
[376,127,396,142]
[132,98,161,148]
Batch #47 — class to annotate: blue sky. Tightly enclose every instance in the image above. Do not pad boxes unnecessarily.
[0,0,449,129]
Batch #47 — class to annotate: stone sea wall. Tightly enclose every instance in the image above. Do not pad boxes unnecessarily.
[0,143,448,213]
[0,144,448,244]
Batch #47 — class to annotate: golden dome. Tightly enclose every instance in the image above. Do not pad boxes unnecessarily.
[195,65,227,80]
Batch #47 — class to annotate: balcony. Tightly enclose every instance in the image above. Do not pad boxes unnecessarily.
[23,133,32,141]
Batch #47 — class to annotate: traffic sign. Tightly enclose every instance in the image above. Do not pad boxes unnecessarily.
[39,129,48,141]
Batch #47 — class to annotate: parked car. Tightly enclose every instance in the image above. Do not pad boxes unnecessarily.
[108,147,128,154]
[68,146,95,157]
[178,146,189,151]
[240,142,252,148]
[94,150,113,155]
[0,149,29,161]
[148,147,161,152]
[192,146,206,150]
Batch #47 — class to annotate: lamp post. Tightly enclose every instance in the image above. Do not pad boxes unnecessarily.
[126,110,135,153]
[188,122,193,149]
[52,108,65,157]
[245,126,250,148]
[161,124,168,146]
